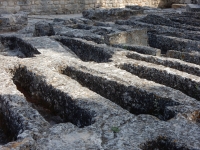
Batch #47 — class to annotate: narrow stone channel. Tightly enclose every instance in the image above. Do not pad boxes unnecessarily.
[15,82,63,126]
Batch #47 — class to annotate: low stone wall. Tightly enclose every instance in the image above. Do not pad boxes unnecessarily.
[0,0,185,15]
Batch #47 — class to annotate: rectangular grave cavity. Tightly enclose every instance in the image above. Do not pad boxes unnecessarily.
[62,66,179,121]
[55,36,113,63]
[126,53,200,77]
[0,36,40,58]
[118,63,200,101]
[140,136,189,150]
[148,34,200,54]
[166,50,200,66]
[12,67,94,128]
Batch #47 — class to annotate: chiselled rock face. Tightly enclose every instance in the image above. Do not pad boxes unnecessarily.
[0,6,200,150]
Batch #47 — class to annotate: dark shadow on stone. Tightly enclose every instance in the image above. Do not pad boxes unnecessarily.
[158,0,175,8]
[12,66,95,128]
[141,136,190,150]
[0,35,40,58]
[0,112,17,145]
[33,21,55,37]
[62,66,179,121]
[14,82,64,126]
[54,36,113,63]
[118,63,200,101]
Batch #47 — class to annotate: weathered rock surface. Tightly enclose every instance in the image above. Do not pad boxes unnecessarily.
[112,44,161,56]
[82,8,143,21]
[104,29,148,46]
[0,6,200,150]
[0,13,28,32]
[33,21,55,37]
[186,4,200,12]
[167,50,200,65]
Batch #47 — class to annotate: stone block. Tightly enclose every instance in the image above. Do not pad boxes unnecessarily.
[172,4,186,9]
[33,21,55,36]
[186,4,200,12]
[104,29,148,46]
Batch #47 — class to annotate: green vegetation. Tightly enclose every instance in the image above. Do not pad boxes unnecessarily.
[111,127,120,133]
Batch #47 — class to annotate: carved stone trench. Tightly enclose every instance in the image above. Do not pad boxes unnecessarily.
[0,6,200,150]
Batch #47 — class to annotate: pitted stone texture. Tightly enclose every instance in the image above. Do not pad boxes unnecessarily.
[0,56,48,149]
[116,56,200,100]
[139,14,200,31]
[112,44,161,56]
[82,8,143,21]
[116,17,200,41]
[104,29,148,46]
[186,4,200,12]
[0,34,199,149]
[172,4,187,9]
[34,21,55,37]
[0,13,28,32]
[148,34,200,53]
[0,8,200,150]
[126,51,200,77]
[0,35,40,58]
[167,50,200,65]
[0,0,171,15]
